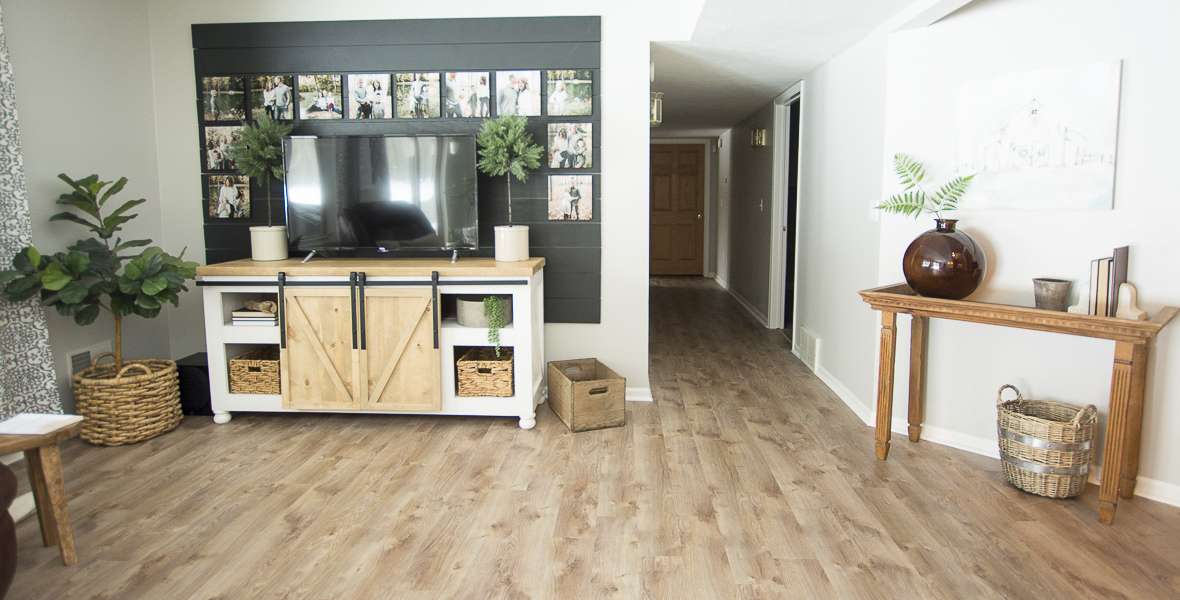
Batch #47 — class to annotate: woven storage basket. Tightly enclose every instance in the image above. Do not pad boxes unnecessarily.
[996,384,1097,499]
[229,347,280,394]
[72,353,182,446]
[457,347,513,397]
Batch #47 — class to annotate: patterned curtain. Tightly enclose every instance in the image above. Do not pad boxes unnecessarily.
[0,5,61,420]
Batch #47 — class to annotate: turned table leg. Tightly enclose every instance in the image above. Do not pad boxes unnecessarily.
[1119,342,1149,499]
[1098,341,1142,525]
[875,311,898,460]
[907,315,928,443]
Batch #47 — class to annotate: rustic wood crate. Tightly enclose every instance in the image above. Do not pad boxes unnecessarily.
[457,347,514,397]
[229,347,280,394]
[547,358,625,432]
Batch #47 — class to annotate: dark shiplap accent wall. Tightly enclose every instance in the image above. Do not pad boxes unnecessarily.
[192,16,601,323]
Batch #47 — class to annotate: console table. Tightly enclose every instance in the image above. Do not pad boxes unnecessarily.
[859,283,1177,524]
[197,257,545,429]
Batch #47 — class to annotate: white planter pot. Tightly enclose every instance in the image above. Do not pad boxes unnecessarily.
[494,225,530,262]
[249,226,289,262]
[455,295,513,328]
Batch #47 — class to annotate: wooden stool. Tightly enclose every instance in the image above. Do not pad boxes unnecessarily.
[0,421,81,565]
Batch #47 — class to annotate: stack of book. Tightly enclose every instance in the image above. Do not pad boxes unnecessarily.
[1089,246,1129,316]
[231,308,277,327]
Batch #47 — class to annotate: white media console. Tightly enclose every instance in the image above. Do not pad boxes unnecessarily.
[197,257,545,429]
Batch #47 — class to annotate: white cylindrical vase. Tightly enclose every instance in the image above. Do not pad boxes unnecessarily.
[249,226,289,262]
[494,225,529,262]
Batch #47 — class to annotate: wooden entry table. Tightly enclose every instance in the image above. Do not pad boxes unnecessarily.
[859,283,1177,525]
[0,420,82,565]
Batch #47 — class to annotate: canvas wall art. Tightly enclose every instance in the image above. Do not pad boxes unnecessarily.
[546,69,592,116]
[548,123,592,169]
[201,77,245,121]
[251,75,294,120]
[395,73,440,119]
[203,126,243,171]
[298,74,343,119]
[207,175,251,219]
[444,72,490,118]
[954,60,1121,210]
[548,175,592,221]
[496,71,541,116]
[347,74,392,119]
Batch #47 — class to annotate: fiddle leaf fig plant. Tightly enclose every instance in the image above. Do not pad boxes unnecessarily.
[876,153,975,219]
[0,174,197,369]
[476,115,543,223]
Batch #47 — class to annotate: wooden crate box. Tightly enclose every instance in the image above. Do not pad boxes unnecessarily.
[547,359,625,432]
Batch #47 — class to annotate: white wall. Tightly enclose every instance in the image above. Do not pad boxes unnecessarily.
[876,0,1180,502]
[793,29,889,405]
[143,1,704,400]
[3,0,168,411]
[715,129,733,287]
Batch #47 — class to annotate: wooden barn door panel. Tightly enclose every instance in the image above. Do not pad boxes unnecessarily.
[362,288,441,412]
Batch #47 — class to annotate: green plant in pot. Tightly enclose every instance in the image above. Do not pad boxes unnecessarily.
[0,174,197,445]
[476,115,543,262]
[876,153,984,300]
[483,296,508,357]
[228,113,293,261]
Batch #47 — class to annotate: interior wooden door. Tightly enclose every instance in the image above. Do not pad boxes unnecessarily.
[650,144,705,275]
[361,288,441,412]
[281,288,361,410]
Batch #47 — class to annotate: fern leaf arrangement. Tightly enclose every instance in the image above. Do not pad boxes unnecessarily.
[227,114,293,227]
[876,153,975,219]
[483,296,507,357]
[476,116,543,223]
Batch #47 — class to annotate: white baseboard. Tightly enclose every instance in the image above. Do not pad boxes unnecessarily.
[9,492,34,523]
[726,287,769,327]
[712,274,729,290]
[626,387,653,402]
[809,356,1180,509]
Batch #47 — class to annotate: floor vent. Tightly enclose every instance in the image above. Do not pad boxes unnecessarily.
[69,340,112,375]
[795,327,818,369]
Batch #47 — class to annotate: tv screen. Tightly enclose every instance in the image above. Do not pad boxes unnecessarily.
[282,135,478,254]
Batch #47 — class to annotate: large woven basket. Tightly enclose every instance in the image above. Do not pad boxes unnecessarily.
[996,384,1097,499]
[72,353,183,446]
[229,347,280,394]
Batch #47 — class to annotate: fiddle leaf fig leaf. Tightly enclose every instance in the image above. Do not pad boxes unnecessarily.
[39,262,72,291]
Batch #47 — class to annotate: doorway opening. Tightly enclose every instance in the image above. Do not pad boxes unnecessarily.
[782,98,801,336]
[649,143,707,275]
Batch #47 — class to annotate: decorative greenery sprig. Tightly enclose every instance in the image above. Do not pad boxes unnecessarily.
[483,295,507,357]
[227,114,293,227]
[876,153,975,219]
[476,116,543,223]
[0,175,197,369]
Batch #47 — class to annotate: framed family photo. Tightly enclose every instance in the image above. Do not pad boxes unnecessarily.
[298,74,343,120]
[346,74,392,119]
[548,175,592,221]
[201,76,246,121]
[546,70,593,116]
[395,73,440,119]
[496,71,541,116]
[547,123,592,169]
[202,125,243,172]
[444,72,490,118]
[251,75,294,121]
[206,175,251,219]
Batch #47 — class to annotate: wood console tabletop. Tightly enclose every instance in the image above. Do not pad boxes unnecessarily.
[859,283,1177,525]
[197,257,545,278]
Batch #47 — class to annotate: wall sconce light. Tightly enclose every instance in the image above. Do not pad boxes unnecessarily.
[650,92,664,127]
[750,128,767,147]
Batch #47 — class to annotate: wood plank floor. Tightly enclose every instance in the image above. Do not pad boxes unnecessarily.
[9,276,1180,598]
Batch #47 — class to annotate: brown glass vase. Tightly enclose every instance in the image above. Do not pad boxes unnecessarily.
[902,218,986,299]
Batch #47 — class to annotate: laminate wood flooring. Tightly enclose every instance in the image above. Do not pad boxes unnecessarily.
[9,277,1180,598]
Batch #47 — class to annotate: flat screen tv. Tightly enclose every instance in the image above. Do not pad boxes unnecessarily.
[282,135,478,255]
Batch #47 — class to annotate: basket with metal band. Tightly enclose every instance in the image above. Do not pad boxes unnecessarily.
[996,384,1097,499]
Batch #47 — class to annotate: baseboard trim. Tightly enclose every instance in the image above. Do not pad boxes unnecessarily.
[810,357,1180,508]
[626,386,653,402]
[726,287,769,328]
[713,275,729,290]
[8,492,33,523]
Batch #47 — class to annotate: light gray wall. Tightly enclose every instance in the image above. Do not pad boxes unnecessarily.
[726,102,776,319]
[3,0,169,411]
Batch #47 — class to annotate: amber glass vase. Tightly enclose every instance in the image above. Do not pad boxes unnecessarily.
[901,218,986,299]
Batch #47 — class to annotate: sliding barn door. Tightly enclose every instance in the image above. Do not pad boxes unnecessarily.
[362,288,441,412]
[281,288,361,410]
[650,144,705,275]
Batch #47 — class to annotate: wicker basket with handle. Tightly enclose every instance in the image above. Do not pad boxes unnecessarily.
[456,347,513,397]
[229,347,280,394]
[72,353,182,446]
[996,384,1097,499]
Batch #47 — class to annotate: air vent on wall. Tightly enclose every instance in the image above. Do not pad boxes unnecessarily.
[69,340,113,375]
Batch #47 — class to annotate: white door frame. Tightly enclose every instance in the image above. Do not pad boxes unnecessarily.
[648,138,716,276]
[766,82,803,333]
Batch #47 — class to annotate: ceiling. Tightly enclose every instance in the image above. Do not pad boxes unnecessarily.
[652,0,916,133]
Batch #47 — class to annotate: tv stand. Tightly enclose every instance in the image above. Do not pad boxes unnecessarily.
[196,257,546,428]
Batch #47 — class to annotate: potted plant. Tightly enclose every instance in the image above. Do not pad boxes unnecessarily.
[876,153,984,299]
[0,174,197,445]
[228,114,293,261]
[476,115,543,262]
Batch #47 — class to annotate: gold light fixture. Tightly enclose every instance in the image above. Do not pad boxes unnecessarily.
[650,92,664,127]
[750,128,767,147]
